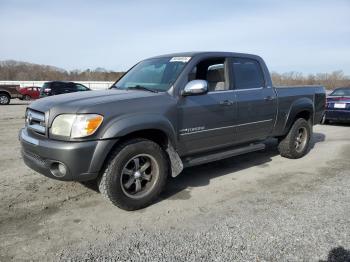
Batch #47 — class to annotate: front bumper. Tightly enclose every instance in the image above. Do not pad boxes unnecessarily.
[19,128,116,181]
[325,110,350,122]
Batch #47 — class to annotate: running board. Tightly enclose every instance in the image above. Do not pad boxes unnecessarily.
[183,143,266,168]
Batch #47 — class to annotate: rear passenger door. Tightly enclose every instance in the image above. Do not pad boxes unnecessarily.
[231,58,277,143]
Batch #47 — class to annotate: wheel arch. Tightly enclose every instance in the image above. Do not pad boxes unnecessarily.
[0,90,11,97]
[283,98,314,134]
[91,114,181,179]
[100,114,177,147]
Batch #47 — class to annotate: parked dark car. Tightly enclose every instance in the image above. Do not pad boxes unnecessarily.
[322,87,350,124]
[40,81,90,97]
[20,52,325,210]
[0,84,23,105]
[19,86,40,100]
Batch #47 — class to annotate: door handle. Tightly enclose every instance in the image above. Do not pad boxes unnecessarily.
[264,96,274,101]
[219,100,234,106]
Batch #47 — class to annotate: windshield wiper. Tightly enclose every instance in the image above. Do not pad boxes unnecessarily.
[127,85,158,93]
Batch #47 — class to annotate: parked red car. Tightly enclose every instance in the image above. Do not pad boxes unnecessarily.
[19,86,40,100]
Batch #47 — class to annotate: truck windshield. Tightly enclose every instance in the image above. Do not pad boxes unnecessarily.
[112,57,189,92]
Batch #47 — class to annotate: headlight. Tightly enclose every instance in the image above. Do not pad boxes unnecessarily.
[51,114,103,138]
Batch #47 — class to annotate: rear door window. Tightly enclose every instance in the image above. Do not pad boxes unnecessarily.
[232,58,265,90]
[52,82,70,94]
[67,83,77,92]
[52,82,63,94]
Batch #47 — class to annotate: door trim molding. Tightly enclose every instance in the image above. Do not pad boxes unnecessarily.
[179,119,273,136]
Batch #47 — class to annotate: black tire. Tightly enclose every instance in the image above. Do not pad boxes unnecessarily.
[98,138,168,210]
[24,95,32,101]
[278,118,311,159]
[321,114,329,125]
[0,93,10,105]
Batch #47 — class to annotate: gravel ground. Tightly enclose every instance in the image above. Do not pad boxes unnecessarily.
[0,101,349,261]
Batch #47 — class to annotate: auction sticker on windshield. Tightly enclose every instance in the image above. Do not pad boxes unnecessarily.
[170,57,191,63]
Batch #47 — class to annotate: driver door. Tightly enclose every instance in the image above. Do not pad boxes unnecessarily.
[177,57,237,156]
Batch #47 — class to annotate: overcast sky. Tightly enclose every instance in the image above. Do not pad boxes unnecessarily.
[0,0,349,74]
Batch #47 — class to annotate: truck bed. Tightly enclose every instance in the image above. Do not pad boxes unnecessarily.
[273,85,326,135]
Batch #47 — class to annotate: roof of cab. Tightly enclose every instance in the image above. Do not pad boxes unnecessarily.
[45,81,74,84]
[149,51,262,60]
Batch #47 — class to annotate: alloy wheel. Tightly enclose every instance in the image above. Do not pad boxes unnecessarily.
[120,154,159,199]
[0,95,9,105]
[295,127,308,153]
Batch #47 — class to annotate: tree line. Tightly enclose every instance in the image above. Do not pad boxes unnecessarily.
[0,60,124,82]
[1,60,349,90]
[271,70,350,90]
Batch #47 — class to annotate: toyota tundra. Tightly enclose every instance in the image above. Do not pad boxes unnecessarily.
[19,52,326,210]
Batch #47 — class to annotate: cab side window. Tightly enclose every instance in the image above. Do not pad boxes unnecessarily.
[232,58,265,90]
[75,84,89,91]
[189,58,228,92]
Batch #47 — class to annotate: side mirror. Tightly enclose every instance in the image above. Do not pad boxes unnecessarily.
[182,80,208,96]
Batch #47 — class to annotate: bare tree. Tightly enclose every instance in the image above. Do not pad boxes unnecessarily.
[271,70,350,90]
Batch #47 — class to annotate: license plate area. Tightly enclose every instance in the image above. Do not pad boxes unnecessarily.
[334,103,346,109]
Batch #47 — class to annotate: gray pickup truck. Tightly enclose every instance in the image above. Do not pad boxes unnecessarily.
[20,52,325,210]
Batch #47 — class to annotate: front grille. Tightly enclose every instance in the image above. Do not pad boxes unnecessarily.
[26,109,46,135]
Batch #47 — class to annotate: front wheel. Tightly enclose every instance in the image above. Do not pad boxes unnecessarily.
[278,118,311,159]
[98,138,168,210]
[0,93,10,105]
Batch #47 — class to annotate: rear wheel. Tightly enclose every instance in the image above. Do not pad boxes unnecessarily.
[98,138,168,210]
[24,95,32,101]
[278,118,311,159]
[321,114,329,125]
[0,93,10,105]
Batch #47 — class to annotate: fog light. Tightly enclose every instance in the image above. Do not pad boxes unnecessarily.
[58,163,67,176]
[50,162,67,177]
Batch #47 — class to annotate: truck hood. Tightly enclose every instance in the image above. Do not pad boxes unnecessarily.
[29,89,160,114]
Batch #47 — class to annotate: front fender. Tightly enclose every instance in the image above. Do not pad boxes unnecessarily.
[283,97,314,133]
[100,113,177,146]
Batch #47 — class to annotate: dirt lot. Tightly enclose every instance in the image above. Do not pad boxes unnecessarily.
[0,101,349,261]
